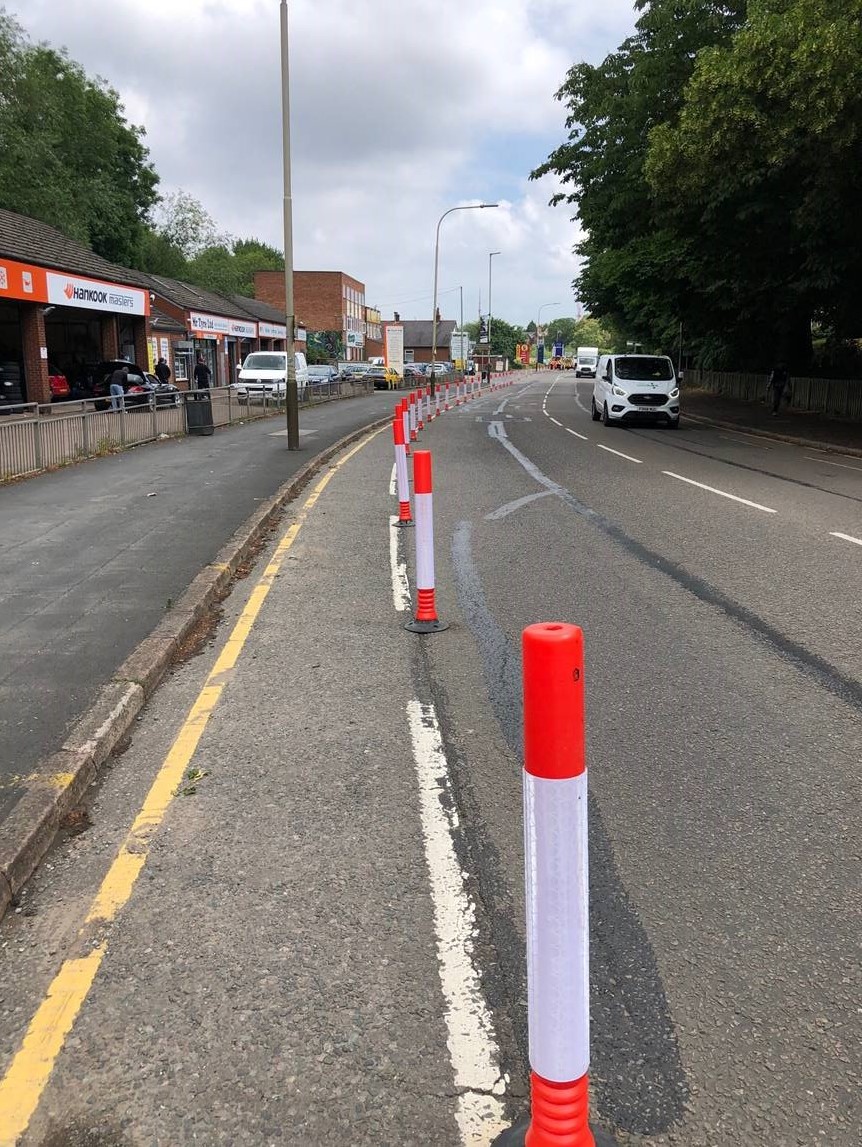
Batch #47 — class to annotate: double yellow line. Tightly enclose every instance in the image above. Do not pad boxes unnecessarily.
[0,431,379,1145]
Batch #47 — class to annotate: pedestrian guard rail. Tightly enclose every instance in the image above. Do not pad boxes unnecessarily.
[685,369,862,422]
[0,379,374,483]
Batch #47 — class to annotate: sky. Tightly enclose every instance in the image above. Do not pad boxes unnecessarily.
[5,0,639,328]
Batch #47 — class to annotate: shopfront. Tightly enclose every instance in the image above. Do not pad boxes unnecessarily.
[0,253,150,404]
[188,310,258,388]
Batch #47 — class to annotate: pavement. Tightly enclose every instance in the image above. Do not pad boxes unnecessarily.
[0,372,860,1145]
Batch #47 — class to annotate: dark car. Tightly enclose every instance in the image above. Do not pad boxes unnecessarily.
[403,363,425,380]
[88,361,181,410]
[307,364,340,393]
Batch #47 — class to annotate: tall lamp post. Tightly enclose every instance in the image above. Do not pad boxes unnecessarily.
[488,251,501,360]
[431,203,498,393]
[280,0,298,449]
[536,301,560,370]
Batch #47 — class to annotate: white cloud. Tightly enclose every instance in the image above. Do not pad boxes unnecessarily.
[6,0,637,324]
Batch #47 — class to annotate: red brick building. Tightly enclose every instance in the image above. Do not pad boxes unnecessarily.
[255,270,368,361]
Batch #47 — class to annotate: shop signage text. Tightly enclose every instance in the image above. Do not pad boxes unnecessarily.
[0,258,149,315]
[189,311,257,338]
[258,321,287,339]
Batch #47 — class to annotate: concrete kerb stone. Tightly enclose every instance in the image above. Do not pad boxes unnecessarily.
[0,413,391,923]
[683,410,862,458]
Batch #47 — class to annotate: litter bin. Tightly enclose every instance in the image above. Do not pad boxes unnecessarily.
[185,391,214,436]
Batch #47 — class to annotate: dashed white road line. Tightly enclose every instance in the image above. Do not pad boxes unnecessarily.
[566,427,590,441]
[388,517,508,1145]
[804,455,862,474]
[662,471,777,513]
[388,515,410,611]
[598,444,643,464]
[549,416,562,427]
[830,531,862,547]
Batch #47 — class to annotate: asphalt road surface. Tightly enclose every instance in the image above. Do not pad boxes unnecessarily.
[0,392,393,821]
[0,374,859,1145]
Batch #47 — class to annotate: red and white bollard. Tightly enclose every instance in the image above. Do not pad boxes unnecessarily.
[405,450,447,634]
[392,408,413,527]
[444,382,451,412]
[401,399,411,457]
[409,392,418,441]
[493,622,610,1147]
[417,388,425,431]
[434,386,441,418]
[424,386,432,423]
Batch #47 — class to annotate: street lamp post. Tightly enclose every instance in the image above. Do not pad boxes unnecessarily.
[488,251,501,357]
[536,301,560,370]
[431,203,498,393]
[280,0,298,450]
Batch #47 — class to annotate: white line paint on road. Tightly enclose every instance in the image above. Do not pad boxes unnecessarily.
[804,455,862,474]
[663,471,777,513]
[718,430,773,447]
[388,516,410,612]
[573,381,593,418]
[830,531,862,547]
[549,416,562,426]
[598,444,643,464]
[390,521,508,1145]
[566,427,590,441]
[389,462,397,496]
[486,490,556,521]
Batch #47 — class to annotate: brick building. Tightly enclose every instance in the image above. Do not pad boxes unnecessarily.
[255,270,368,361]
[397,318,458,364]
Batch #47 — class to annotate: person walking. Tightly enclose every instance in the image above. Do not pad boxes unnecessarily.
[767,362,790,415]
[109,364,128,411]
[154,357,171,385]
[193,353,212,393]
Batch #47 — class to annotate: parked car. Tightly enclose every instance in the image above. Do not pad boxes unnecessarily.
[591,354,679,428]
[426,362,451,377]
[307,364,341,394]
[341,363,372,381]
[89,361,181,410]
[403,363,425,380]
[366,364,401,390]
[48,364,71,402]
[234,351,310,402]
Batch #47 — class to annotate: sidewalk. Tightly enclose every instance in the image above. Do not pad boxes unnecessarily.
[682,386,862,455]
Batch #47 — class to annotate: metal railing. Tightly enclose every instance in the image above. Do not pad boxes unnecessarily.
[685,369,862,422]
[0,379,376,484]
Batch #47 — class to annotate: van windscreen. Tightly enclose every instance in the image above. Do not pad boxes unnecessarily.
[243,354,286,370]
[614,356,674,381]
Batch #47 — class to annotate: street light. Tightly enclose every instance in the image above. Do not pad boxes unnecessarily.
[431,203,499,391]
[536,301,560,369]
[280,0,298,450]
[488,251,501,353]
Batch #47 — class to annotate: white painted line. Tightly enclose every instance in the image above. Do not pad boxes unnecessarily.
[662,471,777,513]
[719,432,771,450]
[716,429,773,446]
[566,427,590,441]
[597,444,642,464]
[405,703,508,1143]
[389,462,397,496]
[830,531,862,547]
[804,455,862,474]
[388,515,410,612]
[391,523,507,1144]
[549,417,562,426]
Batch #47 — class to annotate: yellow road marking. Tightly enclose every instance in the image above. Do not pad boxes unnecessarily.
[0,430,381,1146]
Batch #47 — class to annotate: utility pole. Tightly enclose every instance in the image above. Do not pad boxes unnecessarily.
[280,0,298,450]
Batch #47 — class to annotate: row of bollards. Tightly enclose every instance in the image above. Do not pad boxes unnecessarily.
[389,372,611,1146]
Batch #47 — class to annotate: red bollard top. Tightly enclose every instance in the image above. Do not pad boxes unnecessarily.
[413,450,432,495]
[393,410,405,445]
[522,623,585,780]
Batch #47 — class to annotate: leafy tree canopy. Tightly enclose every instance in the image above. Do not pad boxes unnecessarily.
[0,10,159,266]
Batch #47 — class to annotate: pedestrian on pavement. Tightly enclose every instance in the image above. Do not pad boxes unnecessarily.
[154,357,172,385]
[193,353,212,393]
[109,364,128,411]
[767,362,790,415]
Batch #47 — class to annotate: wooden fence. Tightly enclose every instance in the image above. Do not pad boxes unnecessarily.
[687,370,862,422]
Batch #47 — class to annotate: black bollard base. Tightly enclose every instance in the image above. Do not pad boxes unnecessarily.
[405,618,449,633]
[492,1117,618,1147]
[393,519,415,528]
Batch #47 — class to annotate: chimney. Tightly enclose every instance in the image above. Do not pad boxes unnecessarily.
[394,311,400,322]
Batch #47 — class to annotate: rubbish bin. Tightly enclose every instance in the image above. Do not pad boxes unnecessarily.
[185,391,214,436]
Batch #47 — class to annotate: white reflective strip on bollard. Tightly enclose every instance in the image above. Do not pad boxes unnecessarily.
[524,770,590,1082]
[414,491,435,590]
[435,389,441,417]
[402,408,410,444]
[395,443,410,507]
[410,402,417,435]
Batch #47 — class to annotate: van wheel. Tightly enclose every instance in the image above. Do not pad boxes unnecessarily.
[602,402,612,426]
[667,417,679,430]
[591,396,601,421]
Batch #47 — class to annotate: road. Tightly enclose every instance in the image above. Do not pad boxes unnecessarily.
[0,392,394,821]
[0,373,859,1145]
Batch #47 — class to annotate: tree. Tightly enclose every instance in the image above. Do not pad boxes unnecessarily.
[185,237,284,298]
[138,228,188,278]
[466,317,527,365]
[152,190,229,260]
[0,12,159,266]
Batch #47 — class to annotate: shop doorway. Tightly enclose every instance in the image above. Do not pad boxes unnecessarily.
[0,301,24,404]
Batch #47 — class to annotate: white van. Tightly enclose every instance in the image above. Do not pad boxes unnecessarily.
[591,354,680,428]
[235,351,309,402]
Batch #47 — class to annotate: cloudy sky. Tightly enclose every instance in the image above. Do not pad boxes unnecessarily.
[7,0,638,327]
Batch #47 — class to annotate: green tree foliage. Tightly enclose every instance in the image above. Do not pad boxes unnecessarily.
[466,316,527,365]
[646,0,862,366]
[185,237,284,298]
[0,11,159,266]
[152,190,229,260]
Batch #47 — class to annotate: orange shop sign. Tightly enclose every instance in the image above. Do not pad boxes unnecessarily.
[0,257,149,315]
